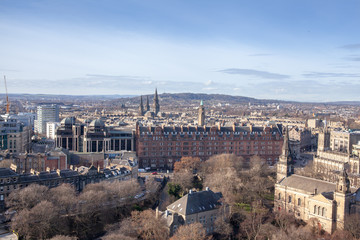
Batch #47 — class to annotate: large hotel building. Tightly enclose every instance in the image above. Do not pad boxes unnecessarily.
[135,122,283,169]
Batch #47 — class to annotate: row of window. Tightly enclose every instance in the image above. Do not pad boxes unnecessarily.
[142,150,279,157]
[142,136,279,141]
[314,205,326,217]
[278,193,302,206]
[143,146,278,151]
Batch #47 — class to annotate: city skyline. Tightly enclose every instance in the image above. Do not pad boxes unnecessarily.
[0,0,360,102]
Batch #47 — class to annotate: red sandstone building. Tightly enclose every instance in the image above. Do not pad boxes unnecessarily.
[135,123,284,170]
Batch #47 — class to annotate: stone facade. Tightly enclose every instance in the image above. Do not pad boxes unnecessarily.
[330,131,360,154]
[275,129,360,233]
[136,123,283,170]
[55,118,135,153]
[160,188,226,235]
[288,127,312,151]
[0,163,135,211]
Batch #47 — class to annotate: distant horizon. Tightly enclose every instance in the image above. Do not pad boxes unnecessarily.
[2,91,360,104]
[1,1,360,102]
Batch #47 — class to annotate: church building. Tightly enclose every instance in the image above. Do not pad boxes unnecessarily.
[274,128,360,233]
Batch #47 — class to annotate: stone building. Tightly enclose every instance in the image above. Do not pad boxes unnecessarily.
[0,114,31,154]
[160,188,225,235]
[274,128,360,233]
[0,163,135,211]
[11,149,68,173]
[288,127,312,151]
[55,118,135,153]
[313,129,360,187]
[136,123,283,170]
[330,130,360,154]
[198,100,205,126]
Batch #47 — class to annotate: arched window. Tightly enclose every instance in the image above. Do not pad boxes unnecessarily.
[298,198,301,206]
[314,205,316,214]
[288,196,292,203]
[278,193,281,200]
[318,206,321,215]
[322,207,325,216]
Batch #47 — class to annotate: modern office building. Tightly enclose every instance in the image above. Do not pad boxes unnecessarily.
[34,104,59,134]
[46,122,61,139]
[0,114,31,153]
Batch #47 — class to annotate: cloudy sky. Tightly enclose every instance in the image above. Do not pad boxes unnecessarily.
[0,0,359,102]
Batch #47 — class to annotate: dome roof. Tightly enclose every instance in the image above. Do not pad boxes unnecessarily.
[89,119,105,128]
[61,117,74,126]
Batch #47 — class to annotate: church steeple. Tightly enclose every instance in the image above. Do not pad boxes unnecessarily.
[139,96,144,116]
[153,88,160,115]
[336,165,350,194]
[146,96,150,112]
[276,127,294,182]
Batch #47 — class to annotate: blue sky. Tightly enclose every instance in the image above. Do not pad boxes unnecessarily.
[0,0,359,101]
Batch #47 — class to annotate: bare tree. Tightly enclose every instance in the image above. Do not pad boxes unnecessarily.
[331,229,354,240]
[11,200,59,239]
[173,170,193,191]
[174,157,201,173]
[7,184,49,211]
[102,233,136,240]
[170,222,206,240]
[48,184,77,214]
[274,210,297,233]
[214,217,232,239]
[239,203,269,240]
[271,225,315,240]
[50,235,77,240]
[129,209,169,240]
[75,189,113,239]
[344,213,360,239]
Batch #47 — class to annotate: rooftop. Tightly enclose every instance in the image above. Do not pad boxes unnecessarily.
[167,188,222,216]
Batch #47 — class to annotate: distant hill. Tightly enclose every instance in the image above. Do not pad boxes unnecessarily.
[1,93,359,106]
[110,92,292,106]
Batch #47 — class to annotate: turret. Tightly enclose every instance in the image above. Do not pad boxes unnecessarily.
[276,127,294,182]
[198,100,205,126]
[318,127,330,153]
[336,166,350,194]
[334,165,352,229]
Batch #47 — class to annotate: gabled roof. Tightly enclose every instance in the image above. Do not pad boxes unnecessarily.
[278,174,336,194]
[167,189,222,216]
[311,192,334,203]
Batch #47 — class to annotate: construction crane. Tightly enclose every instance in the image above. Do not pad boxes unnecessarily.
[4,75,10,114]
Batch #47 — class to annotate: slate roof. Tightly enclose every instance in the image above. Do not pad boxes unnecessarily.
[38,171,59,180]
[139,125,281,134]
[60,170,79,178]
[0,168,17,177]
[167,189,222,216]
[19,174,39,182]
[322,192,334,200]
[279,174,336,193]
